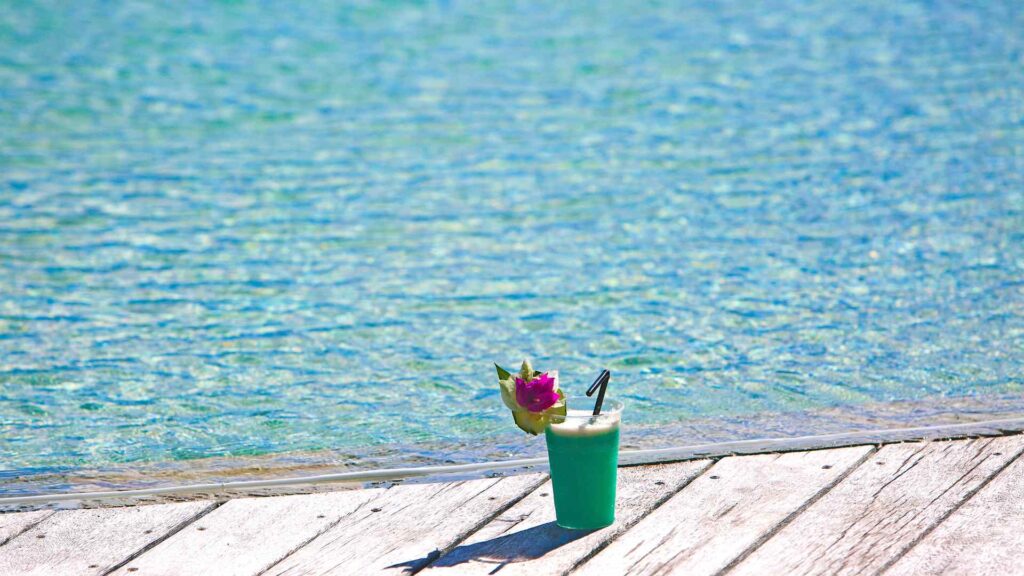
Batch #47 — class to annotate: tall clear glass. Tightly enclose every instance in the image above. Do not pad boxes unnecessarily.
[544,397,623,530]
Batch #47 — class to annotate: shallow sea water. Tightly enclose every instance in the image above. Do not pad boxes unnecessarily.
[1,0,1022,494]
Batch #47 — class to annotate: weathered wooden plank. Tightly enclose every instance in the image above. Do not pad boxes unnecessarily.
[0,501,214,576]
[729,436,1024,576]
[571,445,873,576]
[110,488,383,576]
[0,510,54,546]
[885,440,1024,576]
[419,460,712,576]
[264,474,546,576]
[573,444,868,573]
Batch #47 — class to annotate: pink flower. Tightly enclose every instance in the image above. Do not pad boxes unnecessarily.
[515,372,559,413]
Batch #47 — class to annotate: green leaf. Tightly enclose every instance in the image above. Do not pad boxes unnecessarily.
[551,397,567,418]
[495,363,512,381]
[499,377,518,410]
[511,408,545,435]
[511,401,567,435]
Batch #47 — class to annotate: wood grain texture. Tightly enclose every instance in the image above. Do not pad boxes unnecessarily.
[264,473,547,576]
[111,488,382,576]
[0,510,54,546]
[729,436,1024,576]
[572,445,873,576]
[0,501,215,576]
[419,460,712,576]
[885,438,1024,576]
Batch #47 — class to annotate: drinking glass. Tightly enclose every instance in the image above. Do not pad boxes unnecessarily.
[544,396,623,529]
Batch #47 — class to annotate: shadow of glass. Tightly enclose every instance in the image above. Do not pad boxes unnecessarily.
[388,521,596,573]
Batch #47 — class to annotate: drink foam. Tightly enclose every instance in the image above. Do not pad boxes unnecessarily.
[549,409,620,437]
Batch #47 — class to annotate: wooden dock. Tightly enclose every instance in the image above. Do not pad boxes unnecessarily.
[2,434,1023,575]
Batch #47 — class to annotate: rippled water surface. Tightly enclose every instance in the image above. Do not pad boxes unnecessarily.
[1,0,1023,491]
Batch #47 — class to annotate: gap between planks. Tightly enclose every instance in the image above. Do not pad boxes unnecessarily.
[878,445,1024,575]
[562,461,714,576]
[113,488,385,576]
[0,501,220,576]
[100,500,226,576]
[258,474,549,575]
[572,445,876,576]
[413,460,716,576]
[723,435,1024,576]
[711,445,880,576]
[401,475,556,576]
[0,510,55,548]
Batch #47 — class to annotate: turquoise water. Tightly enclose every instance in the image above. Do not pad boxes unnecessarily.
[1,1,1023,491]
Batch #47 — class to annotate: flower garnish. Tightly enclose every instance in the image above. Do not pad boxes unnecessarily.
[515,373,559,413]
[496,359,566,435]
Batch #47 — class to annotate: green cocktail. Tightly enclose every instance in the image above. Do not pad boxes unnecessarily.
[545,397,623,530]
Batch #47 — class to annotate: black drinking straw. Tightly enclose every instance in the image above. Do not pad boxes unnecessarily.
[586,369,611,415]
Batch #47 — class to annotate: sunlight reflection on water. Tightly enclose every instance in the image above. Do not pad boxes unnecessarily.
[0,0,1022,491]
